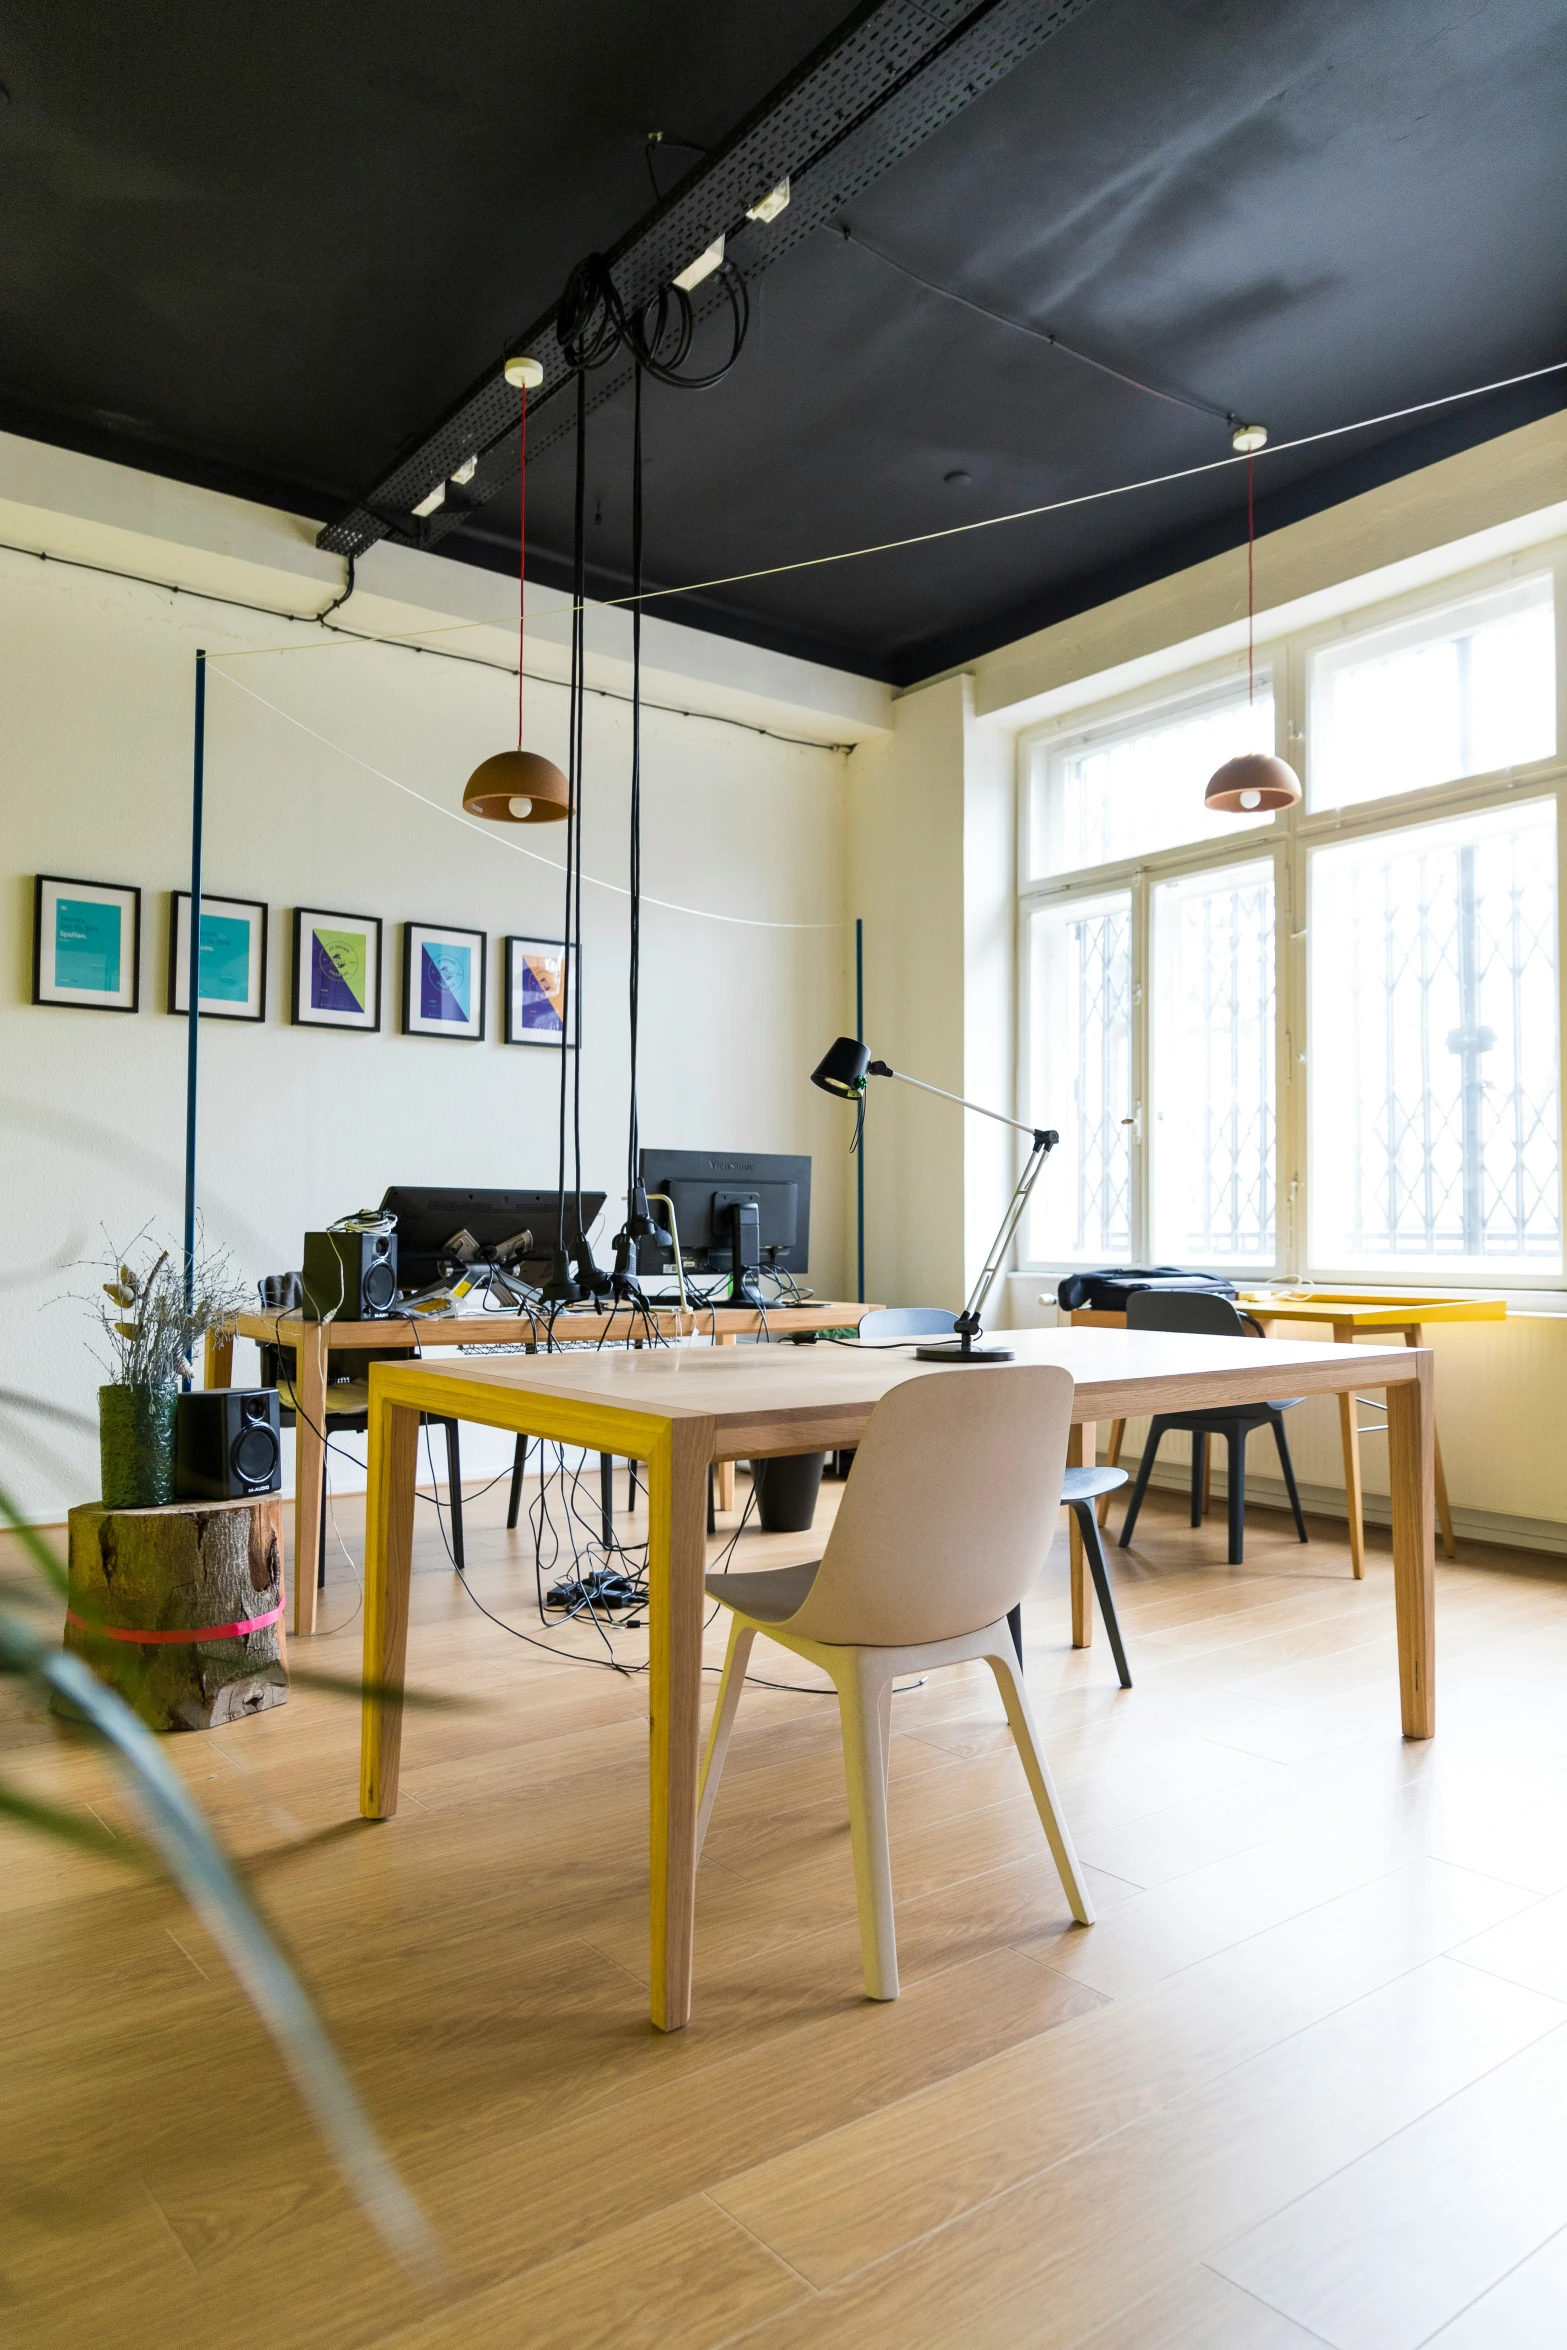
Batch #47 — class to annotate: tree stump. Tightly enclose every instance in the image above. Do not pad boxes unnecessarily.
[60,1496,288,1732]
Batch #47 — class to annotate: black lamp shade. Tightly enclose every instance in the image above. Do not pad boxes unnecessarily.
[811,1036,872,1097]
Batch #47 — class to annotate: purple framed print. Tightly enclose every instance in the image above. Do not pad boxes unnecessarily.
[504,934,579,1047]
[402,921,486,1040]
[290,906,382,1033]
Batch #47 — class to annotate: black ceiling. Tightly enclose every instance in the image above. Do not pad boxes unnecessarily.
[3,0,1564,686]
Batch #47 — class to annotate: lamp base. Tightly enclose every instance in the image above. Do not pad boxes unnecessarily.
[914,1341,1014,1363]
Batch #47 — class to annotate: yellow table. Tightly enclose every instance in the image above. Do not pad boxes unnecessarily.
[1070,1291,1504,1580]
[208,1300,875,1632]
[358,1328,1438,2031]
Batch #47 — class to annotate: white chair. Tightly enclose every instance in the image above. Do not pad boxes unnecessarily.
[696,1365,1094,2000]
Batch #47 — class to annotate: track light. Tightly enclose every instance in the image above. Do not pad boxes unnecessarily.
[673,236,725,292]
[746,179,790,224]
[411,483,445,518]
[451,454,478,485]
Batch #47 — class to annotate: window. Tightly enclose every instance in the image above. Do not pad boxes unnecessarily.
[1309,576,1554,812]
[1018,545,1566,1290]
[1027,892,1132,1262]
[1029,677,1276,878]
[1151,860,1275,1266]
[1309,800,1560,1275]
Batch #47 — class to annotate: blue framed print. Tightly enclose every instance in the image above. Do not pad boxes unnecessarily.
[403,921,486,1040]
[169,892,268,1020]
[33,875,141,1011]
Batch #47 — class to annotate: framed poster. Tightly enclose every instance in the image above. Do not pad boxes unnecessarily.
[290,906,382,1032]
[505,934,578,1047]
[33,875,141,1011]
[402,921,486,1040]
[169,892,268,1020]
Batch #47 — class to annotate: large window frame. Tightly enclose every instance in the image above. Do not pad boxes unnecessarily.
[1016,540,1567,1294]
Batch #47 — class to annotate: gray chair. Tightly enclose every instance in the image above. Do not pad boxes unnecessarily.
[697,1366,1093,1999]
[1119,1289,1308,1566]
[855,1307,1132,1685]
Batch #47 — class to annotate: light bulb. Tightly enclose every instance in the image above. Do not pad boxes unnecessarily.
[508,795,533,819]
[1239,788,1262,808]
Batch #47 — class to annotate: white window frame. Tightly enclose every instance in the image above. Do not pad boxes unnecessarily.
[1015,537,1567,1296]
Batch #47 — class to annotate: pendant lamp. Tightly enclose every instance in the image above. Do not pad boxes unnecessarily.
[462,353,572,826]
[1205,424,1301,817]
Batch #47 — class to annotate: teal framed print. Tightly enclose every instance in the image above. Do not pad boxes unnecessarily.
[290,906,382,1032]
[402,921,486,1040]
[169,892,268,1020]
[33,875,141,1011]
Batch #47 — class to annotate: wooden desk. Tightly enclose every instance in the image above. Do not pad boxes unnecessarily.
[1235,1293,1504,1577]
[208,1300,874,1633]
[1070,1293,1504,1582]
[358,1327,1435,2032]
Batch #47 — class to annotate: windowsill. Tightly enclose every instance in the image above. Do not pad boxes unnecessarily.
[1007,1270,1567,1315]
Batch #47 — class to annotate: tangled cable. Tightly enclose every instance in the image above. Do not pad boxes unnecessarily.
[554,250,750,389]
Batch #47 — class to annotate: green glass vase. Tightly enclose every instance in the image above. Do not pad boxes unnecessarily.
[98,1384,178,1510]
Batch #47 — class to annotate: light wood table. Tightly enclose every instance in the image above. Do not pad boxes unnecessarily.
[208,1301,874,1633]
[1070,1292,1503,1582]
[357,1327,1436,2032]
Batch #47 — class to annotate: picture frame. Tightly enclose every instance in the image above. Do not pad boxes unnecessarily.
[504,934,579,1047]
[168,891,268,1021]
[33,875,141,1012]
[402,920,486,1040]
[290,906,382,1032]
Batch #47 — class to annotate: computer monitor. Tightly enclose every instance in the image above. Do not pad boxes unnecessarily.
[378,1187,606,1294]
[635,1149,810,1299]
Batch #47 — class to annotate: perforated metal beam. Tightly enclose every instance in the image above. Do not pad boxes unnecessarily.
[317,0,1095,560]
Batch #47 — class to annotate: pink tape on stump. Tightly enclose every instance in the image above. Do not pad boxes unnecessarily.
[66,1586,285,1645]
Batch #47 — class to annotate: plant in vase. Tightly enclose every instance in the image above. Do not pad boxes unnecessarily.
[85,1232,250,1507]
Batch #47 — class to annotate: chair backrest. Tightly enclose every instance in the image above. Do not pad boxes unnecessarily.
[856,1306,958,1343]
[785,1365,1074,1646]
[1126,1288,1249,1338]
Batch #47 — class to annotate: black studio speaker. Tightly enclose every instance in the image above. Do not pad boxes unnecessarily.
[175,1389,283,1501]
[302,1228,399,1320]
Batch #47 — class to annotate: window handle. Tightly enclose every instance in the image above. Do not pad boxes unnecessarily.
[1120,1105,1144,1144]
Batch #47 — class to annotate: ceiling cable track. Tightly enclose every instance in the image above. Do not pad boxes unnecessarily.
[317,0,1097,559]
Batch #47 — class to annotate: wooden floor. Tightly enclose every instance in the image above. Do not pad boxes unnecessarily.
[6,1470,1567,2349]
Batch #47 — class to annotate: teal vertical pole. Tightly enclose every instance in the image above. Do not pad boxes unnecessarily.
[183,650,206,1380]
[855,915,865,1303]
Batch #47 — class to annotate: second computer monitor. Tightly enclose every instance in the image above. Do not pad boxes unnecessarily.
[637,1149,810,1292]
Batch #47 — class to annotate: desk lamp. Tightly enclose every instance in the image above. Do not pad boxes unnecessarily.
[811,1037,1057,1362]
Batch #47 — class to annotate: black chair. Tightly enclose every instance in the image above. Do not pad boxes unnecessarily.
[1118,1290,1308,1567]
[857,1307,1132,1684]
[258,1274,468,1586]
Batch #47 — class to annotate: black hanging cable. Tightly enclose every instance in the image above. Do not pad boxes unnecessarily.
[556,251,749,392]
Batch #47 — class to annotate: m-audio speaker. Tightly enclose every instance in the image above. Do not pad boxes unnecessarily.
[175,1389,283,1501]
[301,1228,399,1320]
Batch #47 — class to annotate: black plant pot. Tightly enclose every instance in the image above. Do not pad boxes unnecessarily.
[748,1451,825,1534]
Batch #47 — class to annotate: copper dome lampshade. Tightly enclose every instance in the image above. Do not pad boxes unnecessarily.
[1204,752,1301,814]
[462,747,571,823]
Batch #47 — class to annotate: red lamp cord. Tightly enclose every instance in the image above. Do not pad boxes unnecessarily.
[1246,451,1255,707]
[518,387,528,748]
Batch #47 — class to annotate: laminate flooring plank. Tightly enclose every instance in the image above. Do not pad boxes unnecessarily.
[1209,2020,1567,2350]
[715,1962,1563,2350]
[1420,2221,1567,2347]
[710,1861,1538,2294]
[1071,2263,1333,2348]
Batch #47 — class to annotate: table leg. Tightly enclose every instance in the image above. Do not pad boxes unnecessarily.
[1096,1420,1126,1527]
[1334,1320,1366,1581]
[714,1333,737,1511]
[1406,1327,1457,1559]
[1069,1421,1094,1649]
[204,1330,234,1388]
[1386,1357,1436,1740]
[293,1323,328,1635]
[360,1397,421,1818]
[646,1414,716,2032]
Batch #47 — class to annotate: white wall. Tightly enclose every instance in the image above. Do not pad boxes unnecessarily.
[0,445,872,1522]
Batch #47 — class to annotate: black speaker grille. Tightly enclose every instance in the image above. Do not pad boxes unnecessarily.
[232,1423,281,1489]
[363,1258,398,1312]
